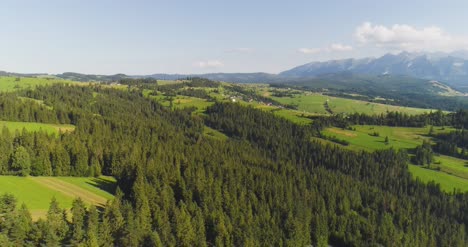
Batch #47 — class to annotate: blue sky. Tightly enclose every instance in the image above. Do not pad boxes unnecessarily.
[1,0,468,74]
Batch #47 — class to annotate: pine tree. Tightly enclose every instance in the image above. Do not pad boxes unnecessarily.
[70,198,87,245]
[103,189,124,240]
[175,202,196,247]
[10,146,31,176]
[9,204,32,245]
[85,205,99,247]
[98,211,114,247]
[45,197,69,246]
[133,168,152,236]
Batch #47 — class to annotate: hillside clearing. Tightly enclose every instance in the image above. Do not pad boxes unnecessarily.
[272,93,434,115]
[0,120,75,134]
[0,76,77,92]
[0,176,115,220]
[321,125,468,192]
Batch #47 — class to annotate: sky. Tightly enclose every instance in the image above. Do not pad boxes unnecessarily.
[1,0,468,75]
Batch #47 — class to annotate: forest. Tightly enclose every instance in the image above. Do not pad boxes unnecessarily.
[0,81,467,246]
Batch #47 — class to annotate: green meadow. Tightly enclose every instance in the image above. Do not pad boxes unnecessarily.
[321,125,468,192]
[0,120,75,134]
[150,94,215,113]
[409,165,468,193]
[322,125,455,151]
[0,176,115,220]
[0,76,76,92]
[272,93,433,115]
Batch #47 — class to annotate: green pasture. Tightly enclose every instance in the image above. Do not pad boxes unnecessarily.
[0,121,75,134]
[0,176,115,219]
[322,125,468,192]
[272,93,433,115]
[0,76,75,92]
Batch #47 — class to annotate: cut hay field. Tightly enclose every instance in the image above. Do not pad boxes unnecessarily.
[321,125,468,192]
[0,176,115,220]
[0,120,75,134]
[272,93,434,115]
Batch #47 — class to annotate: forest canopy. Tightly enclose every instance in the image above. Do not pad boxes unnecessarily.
[0,81,466,246]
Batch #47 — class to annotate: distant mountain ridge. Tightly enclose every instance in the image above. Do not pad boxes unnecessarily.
[280,51,468,91]
[139,73,278,83]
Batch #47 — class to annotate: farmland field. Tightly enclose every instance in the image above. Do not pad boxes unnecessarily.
[0,76,76,92]
[272,93,434,115]
[321,125,468,192]
[322,125,455,151]
[0,120,75,134]
[55,176,116,200]
[240,101,313,124]
[409,165,468,193]
[149,94,214,113]
[0,176,115,219]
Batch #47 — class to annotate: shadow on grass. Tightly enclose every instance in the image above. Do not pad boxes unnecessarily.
[85,177,117,195]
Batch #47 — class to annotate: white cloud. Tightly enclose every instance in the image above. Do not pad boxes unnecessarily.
[298,48,321,54]
[329,43,353,52]
[355,22,468,52]
[298,43,353,54]
[194,60,224,68]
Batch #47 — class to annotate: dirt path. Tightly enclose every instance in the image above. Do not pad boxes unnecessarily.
[29,177,109,206]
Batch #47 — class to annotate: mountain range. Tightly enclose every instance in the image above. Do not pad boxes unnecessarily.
[280,51,468,91]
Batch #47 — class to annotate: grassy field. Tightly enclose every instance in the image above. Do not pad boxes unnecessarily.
[0,120,75,134]
[0,76,76,92]
[241,101,313,124]
[272,93,433,115]
[321,125,468,192]
[270,109,313,124]
[0,176,115,219]
[149,94,215,113]
[56,176,116,200]
[322,125,455,151]
[409,165,468,193]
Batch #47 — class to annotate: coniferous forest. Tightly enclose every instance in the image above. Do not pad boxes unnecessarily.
[0,82,468,246]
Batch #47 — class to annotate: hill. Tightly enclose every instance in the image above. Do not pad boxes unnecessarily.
[142,72,278,83]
